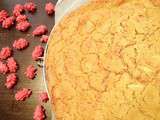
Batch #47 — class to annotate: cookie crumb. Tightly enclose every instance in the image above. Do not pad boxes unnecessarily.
[16,15,28,23]
[40,35,48,43]
[0,47,12,60]
[32,45,44,61]
[0,61,8,74]
[7,57,18,73]
[5,73,17,89]
[16,21,31,32]
[45,2,55,15]
[13,4,24,17]
[25,65,37,79]
[24,2,36,13]
[39,92,49,103]
[33,105,46,120]
[15,88,32,101]
[13,38,29,50]
[0,10,9,24]
[2,16,15,29]
[32,25,48,36]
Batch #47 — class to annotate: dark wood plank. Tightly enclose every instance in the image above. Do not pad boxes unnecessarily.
[0,0,57,119]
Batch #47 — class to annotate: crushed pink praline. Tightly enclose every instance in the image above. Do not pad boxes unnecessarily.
[32,45,44,61]
[13,4,24,17]
[16,21,31,32]
[0,10,9,24]
[0,47,12,60]
[40,35,48,43]
[16,15,28,23]
[2,16,15,29]
[32,25,48,36]
[39,92,49,103]
[45,2,55,15]
[0,61,8,74]
[15,88,32,101]
[33,105,46,120]
[7,57,18,73]
[5,73,17,89]
[25,65,37,79]
[13,38,29,50]
[24,2,36,13]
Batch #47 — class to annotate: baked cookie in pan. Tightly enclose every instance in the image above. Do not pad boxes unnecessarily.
[46,0,160,119]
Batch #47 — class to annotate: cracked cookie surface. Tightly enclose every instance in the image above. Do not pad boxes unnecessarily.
[46,0,160,119]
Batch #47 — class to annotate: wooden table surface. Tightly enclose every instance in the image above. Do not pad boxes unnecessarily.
[0,0,57,120]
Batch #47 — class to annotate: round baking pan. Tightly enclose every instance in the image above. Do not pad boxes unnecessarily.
[42,0,89,119]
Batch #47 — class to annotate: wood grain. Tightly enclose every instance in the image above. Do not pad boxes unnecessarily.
[0,0,57,120]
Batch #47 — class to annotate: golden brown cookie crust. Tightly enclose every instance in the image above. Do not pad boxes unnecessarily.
[150,0,160,6]
[46,0,160,119]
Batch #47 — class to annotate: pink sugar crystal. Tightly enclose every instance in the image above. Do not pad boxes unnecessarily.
[45,2,55,15]
[24,2,36,13]
[13,38,29,50]
[0,61,8,74]
[13,4,24,17]
[0,10,9,24]
[32,45,44,61]
[15,88,32,101]
[5,73,17,89]
[40,35,48,43]
[7,57,18,73]
[2,16,15,29]
[32,25,48,36]
[16,15,28,23]
[25,65,37,79]
[16,21,31,32]
[39,92,49,103]
[33,105,46,120]
[0,47,12,60]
